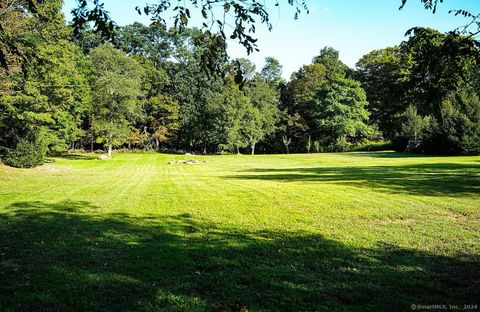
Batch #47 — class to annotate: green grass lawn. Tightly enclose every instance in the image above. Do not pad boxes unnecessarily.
[0,151,479,311]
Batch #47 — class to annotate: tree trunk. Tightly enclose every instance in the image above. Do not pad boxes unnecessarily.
[107,133,113,157]
[251,142,255,155]
[286,145,289,154]
[236,146,240,155]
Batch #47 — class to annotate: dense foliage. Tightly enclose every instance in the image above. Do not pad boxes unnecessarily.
[90,44,143,157]
[357,28,480,155]
[1,0,91,166]
[3,134,47,168]
[1,0,480,167]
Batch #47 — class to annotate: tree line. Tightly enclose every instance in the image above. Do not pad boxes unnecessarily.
[1,0,480,167]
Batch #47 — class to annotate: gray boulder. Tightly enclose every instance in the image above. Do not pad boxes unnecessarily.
[97,155,109,160]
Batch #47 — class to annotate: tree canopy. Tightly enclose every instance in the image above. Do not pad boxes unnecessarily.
[1,0,480,167]
[90,44,143,157]
[4,0,478,75]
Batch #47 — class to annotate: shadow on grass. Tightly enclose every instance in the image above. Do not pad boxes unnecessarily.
[228,163,480,197]
[55,153,98,161]
[1,201,478,311]
[347,151,433,158]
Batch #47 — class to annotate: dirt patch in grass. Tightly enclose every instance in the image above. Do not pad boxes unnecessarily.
[35,165,70,173]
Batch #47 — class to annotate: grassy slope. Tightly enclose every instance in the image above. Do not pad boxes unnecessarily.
[0,151,479,311]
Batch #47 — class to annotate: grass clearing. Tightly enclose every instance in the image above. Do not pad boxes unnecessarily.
[0,151,479,311]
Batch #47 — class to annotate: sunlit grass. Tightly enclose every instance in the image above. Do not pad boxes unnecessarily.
[1,151,479,311]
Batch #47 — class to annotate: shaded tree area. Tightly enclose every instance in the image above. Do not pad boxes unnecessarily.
[0,2,286,164]
[1,0,91,167]
[280,48,376,153]
[356,28,480,155]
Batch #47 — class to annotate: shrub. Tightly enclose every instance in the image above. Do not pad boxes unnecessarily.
[327,138,352,152]
[393,105,433,153]
[353,140,393,152]
[398,93,480,156]
[436,94,480,155]
[3,136,47,168]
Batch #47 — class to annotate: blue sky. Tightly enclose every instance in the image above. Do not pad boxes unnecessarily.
[62,0,480,79]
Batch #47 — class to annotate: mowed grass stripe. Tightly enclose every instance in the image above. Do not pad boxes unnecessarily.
[0,151,479,311]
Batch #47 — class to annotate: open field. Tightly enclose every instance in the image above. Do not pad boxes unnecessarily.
[0,151,479,311]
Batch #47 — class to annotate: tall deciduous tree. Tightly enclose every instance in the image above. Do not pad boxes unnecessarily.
[115,22,172,64]
[235,58,257,82]
[260,57,283,86]
[312,47,349,79]
[161,28,229,152]
[146,94,180,149]
[244,78,281,155]
[356,46,408,139]
[312,76,372,150]
[401,28,480,117]
[90,44,143,157]
[0,0,91,160]
[218,78,252,154]
[131,55,178,150]
[281,63,326,150]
